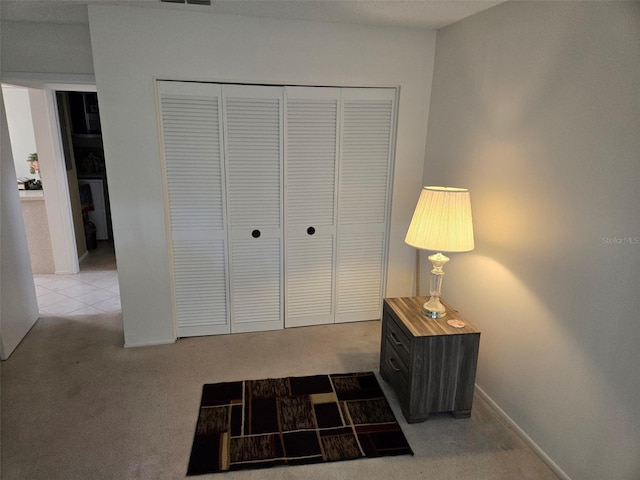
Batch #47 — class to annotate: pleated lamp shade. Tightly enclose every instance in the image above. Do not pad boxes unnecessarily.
[405,186,474,252]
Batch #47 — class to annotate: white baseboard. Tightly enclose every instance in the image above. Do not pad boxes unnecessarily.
[78,250,89,264]
[54,269,78,275]
[124,338,175,348]
[475,384,571,480]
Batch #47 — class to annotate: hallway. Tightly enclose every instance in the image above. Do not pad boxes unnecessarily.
[33,241,120,316]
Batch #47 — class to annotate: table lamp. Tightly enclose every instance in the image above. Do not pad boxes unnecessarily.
[405,186,474,318]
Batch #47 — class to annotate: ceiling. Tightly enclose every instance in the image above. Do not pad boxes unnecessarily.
[0,0,506,30]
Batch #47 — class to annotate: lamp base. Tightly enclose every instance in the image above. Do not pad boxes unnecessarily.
[422,297,447,319]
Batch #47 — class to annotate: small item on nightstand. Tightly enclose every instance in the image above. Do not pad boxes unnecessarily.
[447,319,466,328]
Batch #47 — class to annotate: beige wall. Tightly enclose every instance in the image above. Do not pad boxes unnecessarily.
[20,196,55,274]
[423,2,640,479]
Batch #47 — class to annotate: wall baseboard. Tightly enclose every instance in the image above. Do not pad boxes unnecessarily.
[54,270,78,275]
[475,384,571,480]
[124,339,175,349]
[78,250,89,264]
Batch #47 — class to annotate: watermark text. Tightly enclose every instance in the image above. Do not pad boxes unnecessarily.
[602,235,639,246]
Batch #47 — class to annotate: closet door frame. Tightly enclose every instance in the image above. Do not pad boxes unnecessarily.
[157,80,398,338]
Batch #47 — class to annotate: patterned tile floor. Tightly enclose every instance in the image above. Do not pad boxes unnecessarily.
[34,241,120,317]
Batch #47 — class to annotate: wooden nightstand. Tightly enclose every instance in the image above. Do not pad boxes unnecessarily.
[379,297,480,423]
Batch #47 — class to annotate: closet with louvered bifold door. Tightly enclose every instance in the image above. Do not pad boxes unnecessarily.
[157,81,396,337]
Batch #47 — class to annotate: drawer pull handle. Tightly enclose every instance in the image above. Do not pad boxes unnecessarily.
[251,229,261,238]
[390,332,403,347]
[388,357,401,373]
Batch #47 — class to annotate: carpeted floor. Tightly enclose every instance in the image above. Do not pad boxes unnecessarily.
[187,372,413,475]
[1,310,561,480]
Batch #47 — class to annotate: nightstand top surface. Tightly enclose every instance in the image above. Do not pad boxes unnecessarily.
[384,297,480,337]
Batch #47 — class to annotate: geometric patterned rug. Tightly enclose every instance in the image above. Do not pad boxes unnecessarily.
[187,371,413,475]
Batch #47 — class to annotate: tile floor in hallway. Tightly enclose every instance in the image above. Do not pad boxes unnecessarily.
[33,240,120,317]
[34,271,120,316]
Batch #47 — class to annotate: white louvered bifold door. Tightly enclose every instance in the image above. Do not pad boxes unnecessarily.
[336,88,396,323]
[157,81,230,337]
[222,85,284,333]
[284,87,340,327]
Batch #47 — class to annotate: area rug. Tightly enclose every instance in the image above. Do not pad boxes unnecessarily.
[187,371,413,475]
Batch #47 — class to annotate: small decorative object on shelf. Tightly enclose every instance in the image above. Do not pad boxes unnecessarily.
[447,319,466,328]
[20,153,43,190]
[380,296,480,423]
[27,152,40,175]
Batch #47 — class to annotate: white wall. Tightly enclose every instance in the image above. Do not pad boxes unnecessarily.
[88,4,435,347]
[29,88,80,275]
[0,21,94,77]
[1,85,37,179]
[423,2,640,479]
[1,92,40,360]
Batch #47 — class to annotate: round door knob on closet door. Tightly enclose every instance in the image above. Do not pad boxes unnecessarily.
[252,229,261,238]
[307,227,316,236]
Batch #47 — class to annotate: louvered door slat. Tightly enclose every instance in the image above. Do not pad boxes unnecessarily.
[284,87,339,327]
[172,240,227,327]
[336,88,396,323]
[223,85,283,333]
[230,239,282,333]
[286,95,337,226]
[336,234,385,319]
[285,236,334,326]
[339,95,394,225]
[158,81,230,336]
[224,89,282,229]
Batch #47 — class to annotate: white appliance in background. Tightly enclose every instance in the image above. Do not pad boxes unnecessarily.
[78,179,108,240]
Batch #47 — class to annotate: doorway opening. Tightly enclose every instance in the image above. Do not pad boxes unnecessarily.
[2,83,120,316]
[55,91,114,258]
[34,89,121,316]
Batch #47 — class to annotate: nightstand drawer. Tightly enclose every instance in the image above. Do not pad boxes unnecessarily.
[384,306,411,366]
[381,338,410,398]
